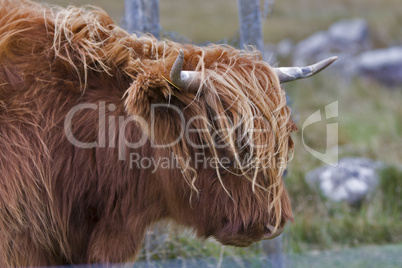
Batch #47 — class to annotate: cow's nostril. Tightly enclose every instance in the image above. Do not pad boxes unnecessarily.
[263,224,283,240]
[264,224,274,234]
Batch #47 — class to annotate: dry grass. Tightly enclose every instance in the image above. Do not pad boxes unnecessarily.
[40,0,402,47]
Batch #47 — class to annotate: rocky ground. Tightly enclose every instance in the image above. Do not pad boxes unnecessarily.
[131,243,402,268]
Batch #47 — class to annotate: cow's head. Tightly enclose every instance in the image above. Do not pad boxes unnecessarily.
[124,41,336,246]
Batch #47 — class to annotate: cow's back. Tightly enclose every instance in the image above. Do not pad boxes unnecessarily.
[0,0,111,265]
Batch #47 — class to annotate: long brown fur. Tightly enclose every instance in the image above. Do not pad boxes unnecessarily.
[0,0,296,265]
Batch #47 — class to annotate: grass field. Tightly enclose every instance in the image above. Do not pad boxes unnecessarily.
[35,0,402,262]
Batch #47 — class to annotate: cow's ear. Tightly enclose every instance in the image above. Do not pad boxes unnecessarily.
[124,70,172,119]
[124,70,187,146]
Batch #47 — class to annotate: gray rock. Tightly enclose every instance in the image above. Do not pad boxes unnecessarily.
[293,31,330,66]
[306,158,383,205]
[276,38,294,59]
[328,18,371,53]
[354,47,402,86]
[292,18,371,70]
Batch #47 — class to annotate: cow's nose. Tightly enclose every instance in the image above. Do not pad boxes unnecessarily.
[263,224,284,240]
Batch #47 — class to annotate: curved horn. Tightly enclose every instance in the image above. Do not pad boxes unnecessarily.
[170,50,201,91]
[275,56,338,83]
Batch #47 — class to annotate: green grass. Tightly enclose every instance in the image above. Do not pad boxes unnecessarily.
[136,227,264,263]
[286,243,402,268]
[283,76,402,252]
[135,243,402,267]
[378,166,402,219]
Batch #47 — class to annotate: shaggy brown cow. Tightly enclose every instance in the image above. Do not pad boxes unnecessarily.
[0,0,335,265]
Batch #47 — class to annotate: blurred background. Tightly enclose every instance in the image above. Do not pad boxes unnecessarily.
[36,0,402,267]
